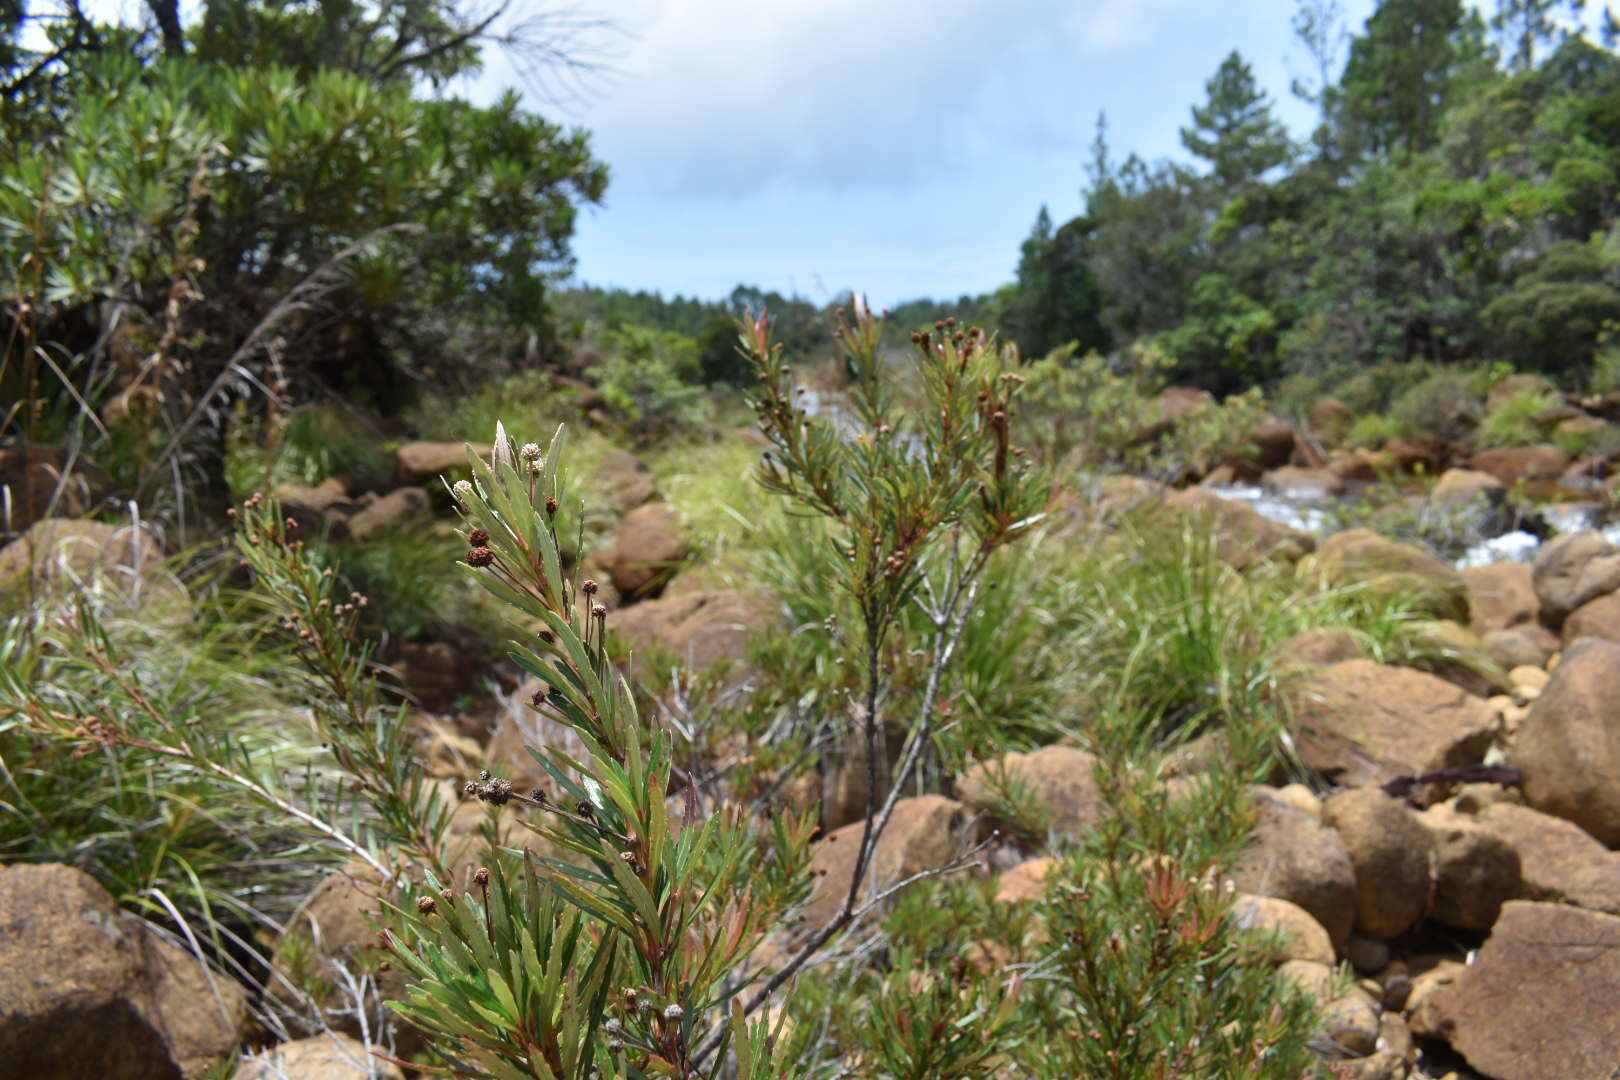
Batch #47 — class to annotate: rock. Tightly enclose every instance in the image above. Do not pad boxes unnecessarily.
[1232,792,1358,950]
[1556,413,1609,449]
[1422,902,1620,1080]
[1309,529,1470,623]
[1432,468,1505,508]
[1467,445,1571,485]
[1464,801,1609,903]
[395,441,489,486]
[804,796,978,926]
[1421,805,1521,931]
[1482,625,1558,670]
[0,517,189,621]
[956,745,1107,843]
[0,863,248,1079]
[346,486,429,541]
[411,715,484,780]
[0,441,115,536]
[1136,386,1214,444]
[602,504,687,600]
[1513,637,1620,845]
[994,857,1053,903]
[1328,448,1394,482]
[271,482,355,541]
[1507,664,1549,692]
[1286,660,1496,797]
[1345,932,1391,974]
[1530,529,1620,624]
[608,587,780,676]
[1562,853,1620,915]
[1272,782,1323,818]
[1460,563,1538,635]
[1275,628,1369,673]
[593,449,658,516]
[1162,487,1316,570]
[234,1032,404,1080]
[1321,989,1382,1058]
[1321,788,1431,939]
[1262,465,1343,499]
[1231,894,1336,965]
[269,869,417,1057]
[392,639,471,713]
[1562,591,1620,645]
[1246,420,1299,470]
[1403,619,1507,698]
[1385,436,1445,473]
[1275,958,1337,1003]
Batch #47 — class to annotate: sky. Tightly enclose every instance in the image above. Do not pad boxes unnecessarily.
[464,0,1380,307]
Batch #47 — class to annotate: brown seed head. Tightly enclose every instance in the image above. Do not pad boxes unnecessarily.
[416,896,438,916]
[472,866,491,887]
[467,528,489,546]
[467,547,495,567]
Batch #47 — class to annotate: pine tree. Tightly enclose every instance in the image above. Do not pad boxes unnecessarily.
[1179,50,1293,189]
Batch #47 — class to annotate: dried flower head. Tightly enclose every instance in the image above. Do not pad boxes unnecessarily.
[416,895,438,916]
[466,528,489,546]
[472,866,490,887]
[467,547,495,567]
[520,442,542,462]
[662,1003,684,1021]
[452,479,474,502]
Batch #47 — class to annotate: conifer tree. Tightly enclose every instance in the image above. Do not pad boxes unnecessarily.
[1179,50,1293,189]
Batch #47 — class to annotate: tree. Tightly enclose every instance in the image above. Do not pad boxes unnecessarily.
[999,207,1109,358]
[0,1,607,517]
[1337,0,1489,158]
[1290,0,1348,148]
[1180,50,1293,189]
[1493,0,1568,70]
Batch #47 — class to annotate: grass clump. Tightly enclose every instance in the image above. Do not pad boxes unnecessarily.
[1479,387,1561,447]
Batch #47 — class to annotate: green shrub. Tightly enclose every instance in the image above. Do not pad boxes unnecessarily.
[1479,387,1561,447]
[588,324,716,436]
[1348,411,1400,447]
[1389,370,1485,442]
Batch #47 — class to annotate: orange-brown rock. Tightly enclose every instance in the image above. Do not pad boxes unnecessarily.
[804,795,979,927]
[1286,660,1496,796]
[956,745,1107,842]
[1461,562,1538,635]
[1514,637,1620,845]
[1423,902,1620,1080]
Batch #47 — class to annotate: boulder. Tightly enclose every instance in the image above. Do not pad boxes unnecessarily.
[268,869,417,1057]
[1327,448,1393,483]
[1231,792,1358,950]
[1466,801,1610,903]
[593,449,659,516]
[1530,529,1620,624]
[994,857,1054,903]
[1513,637,1620,845]
[1420,804,1521,931]
[1487,374,1558,412]
[1244,419,1298,470]
[1309,398,1354,440]
[1385,436,1445,473]
[602,504,687,600]
[1562,591,1620,646]
[391,640,471,713]
[1135,386,1214,444]
[956,745,1107,843]
[1274,630,1367,676]
[1162,487,1315,570]
[346,486,429,541]
[1286,660,1496,796]
[1482,624,1558,670]
[0,441,115,535]
[804,795,978,926]
[0,517,189,621]
[1320,788,1431,939]
[1230,894,1335,965]
[395,441,489,486]
[234,1033,404,1080]
[1403,619,1508,697]
[1468,445,1571,485]
[1460,562,1538,635]
[1309,529,1469,623]
[0,863,248,1079]
[1432,468,1505,509]
[1261,466,1343,500]
[1423,902,1620,1080]
[1561,853,1620,916]
[608,587,780,676]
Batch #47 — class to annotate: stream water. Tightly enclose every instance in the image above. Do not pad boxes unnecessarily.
[1206,483,1618,569]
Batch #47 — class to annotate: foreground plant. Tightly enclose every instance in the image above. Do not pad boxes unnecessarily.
[380,425,813,1078]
